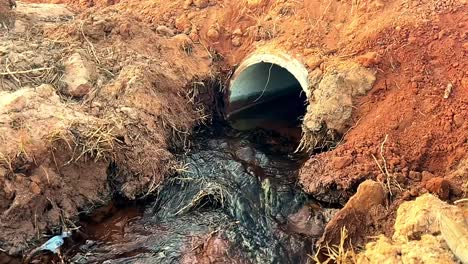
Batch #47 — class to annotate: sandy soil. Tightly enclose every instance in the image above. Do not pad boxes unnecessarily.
[0,0,466,261]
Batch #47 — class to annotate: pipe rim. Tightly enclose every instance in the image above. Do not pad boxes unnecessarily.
[229,52,310,99]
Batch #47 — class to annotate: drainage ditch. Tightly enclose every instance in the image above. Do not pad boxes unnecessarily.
[62,126,335,264]
[18,53,338,264]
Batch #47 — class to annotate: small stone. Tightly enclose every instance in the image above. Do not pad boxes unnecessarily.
[207,28,220,40]
[463,42,468,51]
[30,182,41,195]
[193,0,208,8]
[425,177,450,200]
[409,187,419,196]
[232,28,242,36]
[232,36,242,47]
[355,51,381,67]
[443,83,453,99]
[156,25,175,37]
[333,156,353,169]
[408,171,422,181]
[421,171,435,184]
[453,114,463,127]
[183,0,193,9]
[62,53,96,98]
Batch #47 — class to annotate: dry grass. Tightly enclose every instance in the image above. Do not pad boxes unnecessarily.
[0,56,66,92]
[0,151,13,172]
[174,183,226,216]
[371,134,403,197]
[47,120,120,164]
[70,122,119,162]
[312,227,357,264]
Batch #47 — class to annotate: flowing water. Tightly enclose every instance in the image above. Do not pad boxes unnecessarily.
[20,126,336,264]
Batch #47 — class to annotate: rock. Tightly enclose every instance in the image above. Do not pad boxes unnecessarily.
[207,28,220,41]
[421,171,435,184]
[305,57,323,69]
[62,53,96,98]
[393,194,464,241]
[357,194,466,263]
[355,51,381,67]
[156,25,175,37]
[357,234,458,264]
[29,182,41,195]
[183,0,193,9]
[425,177,451,200]
[408,171,422,181]
[231,36,242,47]
[232,28,242,36]
[285,204,327,237]
[333,156,353,169]
[193,0,208,8]
[303,62,376,134]
[319,180,386,246]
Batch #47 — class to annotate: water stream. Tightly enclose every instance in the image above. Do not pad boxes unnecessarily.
[17,125,336,264]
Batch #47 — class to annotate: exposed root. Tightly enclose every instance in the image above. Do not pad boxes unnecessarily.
[371,134,403,197]
[0,66,54,76]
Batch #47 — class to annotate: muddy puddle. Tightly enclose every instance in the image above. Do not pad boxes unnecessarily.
[20,125,337,264]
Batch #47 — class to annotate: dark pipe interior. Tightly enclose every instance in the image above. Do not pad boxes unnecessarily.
[227,62,307,140]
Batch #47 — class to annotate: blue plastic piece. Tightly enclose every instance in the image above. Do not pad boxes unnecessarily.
[39,231,72,254]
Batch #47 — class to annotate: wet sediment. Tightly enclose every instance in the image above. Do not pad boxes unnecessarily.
[63,127,335,264]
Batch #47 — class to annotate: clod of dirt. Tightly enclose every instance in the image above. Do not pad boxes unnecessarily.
[193,0,209,9]
[425,177,451,200]
[392,194,465,241]
[207,27,220,41]
[301,61,376,151]
[357,234,458,264]
[355,52,381,68]
[0,0,15,29]
[318,180,386,247]
[357,194,467,263]
[62,52,96,97]
[156,25,175,37]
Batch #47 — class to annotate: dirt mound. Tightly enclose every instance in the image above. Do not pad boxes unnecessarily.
[0,2,213,255]
[0,85,111,255]
[299,7,467,239]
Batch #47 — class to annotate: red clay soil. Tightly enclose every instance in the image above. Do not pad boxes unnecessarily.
[25,0,119,9]
[3,0,468,257]
[300,8,468,243]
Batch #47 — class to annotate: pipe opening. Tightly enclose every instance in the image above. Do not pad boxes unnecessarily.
[227,62,307,140]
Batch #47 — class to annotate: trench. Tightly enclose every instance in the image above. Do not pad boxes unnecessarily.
[14,55,337,263]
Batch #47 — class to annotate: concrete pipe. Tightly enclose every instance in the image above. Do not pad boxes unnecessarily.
[226,51,309,135]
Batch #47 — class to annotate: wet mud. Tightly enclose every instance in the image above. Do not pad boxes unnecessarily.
[49,126,335,264]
